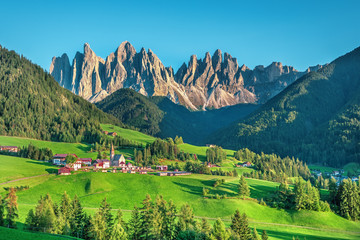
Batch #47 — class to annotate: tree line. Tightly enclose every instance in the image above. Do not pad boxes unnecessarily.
[235,148,310,182]
[1,189,272,240]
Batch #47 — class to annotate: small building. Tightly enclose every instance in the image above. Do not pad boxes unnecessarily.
[139,170,147,174]
[206,162,218,168]
[157,172,168,176]
[128,170,136,174]
[52,154,78,166]
[156,165,168,171]
[242,162,252,167]
[93,159,110,169]
[73,160,82,171]
[102,131,109,135]
[0,146,18,153]
[112,169,117,173]
[79,158,92,166]
[58,167,71,175]
[108,132,117,137]
[206,144,216,148]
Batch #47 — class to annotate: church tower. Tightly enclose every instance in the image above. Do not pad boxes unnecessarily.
[110,143,115,161]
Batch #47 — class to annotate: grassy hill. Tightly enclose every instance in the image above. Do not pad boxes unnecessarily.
[210,46,360,167]
[0,46,122,143]
[96,88,258,144]
[0,159,359,240]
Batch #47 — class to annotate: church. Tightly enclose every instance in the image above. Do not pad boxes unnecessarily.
[110,144,126,167]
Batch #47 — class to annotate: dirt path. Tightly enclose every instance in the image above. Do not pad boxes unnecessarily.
[0,174,52,185]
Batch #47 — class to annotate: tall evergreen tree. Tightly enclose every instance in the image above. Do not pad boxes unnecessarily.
[99,197,113,238]
[199,218,212,237]
[110,210,127,240]
[139,194,153,239]
[177,203,196,232]
[238,175,250,197]
[5,187,18,228]
[90,212,107,240]
[252,227,261,240]
[212,218,230,240]
[261,230,268,240]
[128,206,142,240]
[70,194,85,238]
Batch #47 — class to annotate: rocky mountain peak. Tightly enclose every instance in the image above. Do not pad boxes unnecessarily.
[50,42,318,110]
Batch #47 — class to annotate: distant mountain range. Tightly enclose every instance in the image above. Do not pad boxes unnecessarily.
[210,46,360,167]
[50,42,323,110]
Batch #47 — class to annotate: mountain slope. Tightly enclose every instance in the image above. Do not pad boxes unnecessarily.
[50,42,318,110]
[0,45,122,143]
[210,46,360,167]
[96,88,258,144]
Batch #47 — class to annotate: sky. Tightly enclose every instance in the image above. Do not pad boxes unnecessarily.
[1,0,360,72]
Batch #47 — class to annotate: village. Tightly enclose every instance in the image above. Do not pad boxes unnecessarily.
[52,144,191,177]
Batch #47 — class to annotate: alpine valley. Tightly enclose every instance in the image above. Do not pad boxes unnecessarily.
[0,43,359,240]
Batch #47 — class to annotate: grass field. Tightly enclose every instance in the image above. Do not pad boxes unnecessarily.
[0,226,78,240]
[101,124,156,145]
[1,131,359,239]
[0,157,359,240]
[0,155,57,183]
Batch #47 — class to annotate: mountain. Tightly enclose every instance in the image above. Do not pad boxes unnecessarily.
[0,45,122,143]
[210,46,360,167]
[95,88,258,144]
[50,42,318,110]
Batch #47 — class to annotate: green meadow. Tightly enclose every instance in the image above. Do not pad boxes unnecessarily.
[1,127,360,239]
[0,157,359,240]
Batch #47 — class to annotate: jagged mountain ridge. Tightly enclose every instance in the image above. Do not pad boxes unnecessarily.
[50,42,321,109]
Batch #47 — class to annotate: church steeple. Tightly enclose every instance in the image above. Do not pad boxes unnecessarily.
[110,143,115,161]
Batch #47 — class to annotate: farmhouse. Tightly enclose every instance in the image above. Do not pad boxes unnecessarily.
[139,170,147,174]
[79,158,92,166]
[157,172,168,176]
[128,170,136,174]
[73,160,82,171]
[156,165,168,171]
[108,132,117,137]
[58,167,71,175]
[206,162,219,168]
[93,159,110,169]
[206,144,216,148]
[242,162,252,167]
[0,146,18,153]
[52,154,78,165]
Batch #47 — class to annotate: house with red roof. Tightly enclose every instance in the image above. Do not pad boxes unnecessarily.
[0,146,18,153]
[93,159,110,169]
[58,167,71,175]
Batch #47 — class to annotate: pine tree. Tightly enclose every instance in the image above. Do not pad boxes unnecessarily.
[139,194,153,238]
[60,191,72,219]
[128,206,142,240]
[110,210,127,240]
[24,209,36,231]
[90,212,107,240]
[163,199,177,240]
[212,218,230,240]
[199,218,212,237]
[261,230,268,240]
[37,194,56,233]
[99,197,113,238]
[70,194,85,237]
[230,209,242,236]
[252,227,261,240]
[177,203,195,232]
[238,175,250,197]
[5,187,18,228]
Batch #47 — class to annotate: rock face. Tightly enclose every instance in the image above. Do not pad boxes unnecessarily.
[50,42,321,110]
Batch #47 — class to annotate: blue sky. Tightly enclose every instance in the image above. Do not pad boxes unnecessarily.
[1,0,359,72]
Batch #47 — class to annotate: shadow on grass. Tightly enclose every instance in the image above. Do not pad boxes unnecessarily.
[254,227,353,240]
[76,144,92,153]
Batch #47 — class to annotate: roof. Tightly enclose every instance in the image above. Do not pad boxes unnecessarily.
[113,154,125,161]
[0,146,18,148]
[79,158,92,161]
[96,159,110,163]
[58,167,71,173]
